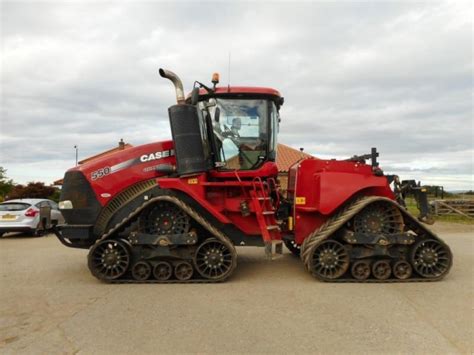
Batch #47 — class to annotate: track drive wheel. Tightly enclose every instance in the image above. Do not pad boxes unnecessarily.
[174,261,193,281]
[153,261,173,281]
[410,239,452,279]
[194,239,235,280]
[351,260,371,280]
[353,201,404,235]
[88,239,131,281]
[140,202,190,235]
[309,240,350,281]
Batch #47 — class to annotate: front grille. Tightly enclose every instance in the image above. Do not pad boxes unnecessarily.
[60,171,101,225]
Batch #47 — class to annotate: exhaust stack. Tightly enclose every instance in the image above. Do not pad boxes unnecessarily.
[159,68,209,176]
[159,68,185,104]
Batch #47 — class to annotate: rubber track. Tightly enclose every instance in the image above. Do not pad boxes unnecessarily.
[94,179,157,236]
[300,196,453,283]
[92,195,237,284]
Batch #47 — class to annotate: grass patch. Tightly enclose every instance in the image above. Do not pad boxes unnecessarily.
[404,197,474,225]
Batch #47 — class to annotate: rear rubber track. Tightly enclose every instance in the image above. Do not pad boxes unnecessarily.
[300,196,453,283]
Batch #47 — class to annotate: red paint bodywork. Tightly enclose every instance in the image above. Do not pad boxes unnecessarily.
[66,86,395,245]
[71,141,176,206]
[69,140,395,244]
[287,158,394,244]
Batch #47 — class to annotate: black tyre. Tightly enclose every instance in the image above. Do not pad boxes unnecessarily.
[194,239,235,280]
[410,239,452,279]
[309,240,350,280]
[88,239,131,281]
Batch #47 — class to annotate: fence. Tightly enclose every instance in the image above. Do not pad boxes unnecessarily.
[431,199,474,219]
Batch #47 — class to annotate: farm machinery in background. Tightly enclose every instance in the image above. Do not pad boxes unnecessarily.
[54,69,452,283]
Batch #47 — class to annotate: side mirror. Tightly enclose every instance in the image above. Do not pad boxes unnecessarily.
[191,87,200,105]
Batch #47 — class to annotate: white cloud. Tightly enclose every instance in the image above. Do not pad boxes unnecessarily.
[1,1,472,190]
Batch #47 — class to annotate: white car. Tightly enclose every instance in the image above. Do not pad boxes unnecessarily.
[0,199,65,237]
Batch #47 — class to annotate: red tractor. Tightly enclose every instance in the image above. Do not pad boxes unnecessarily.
[55,69,452,283]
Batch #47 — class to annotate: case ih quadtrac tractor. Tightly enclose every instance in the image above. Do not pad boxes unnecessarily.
[55,69,452,283]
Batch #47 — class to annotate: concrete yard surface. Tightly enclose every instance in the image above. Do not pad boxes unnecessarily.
[0,222,473,354]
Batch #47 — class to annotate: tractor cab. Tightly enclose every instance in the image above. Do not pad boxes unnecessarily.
[190,77,284,172]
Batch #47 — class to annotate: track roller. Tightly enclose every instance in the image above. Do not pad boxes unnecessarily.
[392,260,412,280]
[174,261,193,281]
[153,261,173,281]
[132,261,152,281]
[351,260,371,280]
[372,260,391,280]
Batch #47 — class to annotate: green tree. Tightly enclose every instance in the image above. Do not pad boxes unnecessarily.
[8,182,58,201]
[0,167,14,201]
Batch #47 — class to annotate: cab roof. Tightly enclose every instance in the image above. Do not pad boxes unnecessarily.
[206,86,281,97]
[187,86,282,99]
[186,86,283,106]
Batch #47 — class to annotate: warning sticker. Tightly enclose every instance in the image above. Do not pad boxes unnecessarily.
[295,197,306,205]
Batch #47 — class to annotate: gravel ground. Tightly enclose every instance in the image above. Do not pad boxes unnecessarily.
[0,222,472,354]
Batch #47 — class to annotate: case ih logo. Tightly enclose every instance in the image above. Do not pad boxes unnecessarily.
[91,149,175,180]
[140,149,174,162]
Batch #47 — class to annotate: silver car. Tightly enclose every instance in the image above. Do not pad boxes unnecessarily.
[0,199,65,237]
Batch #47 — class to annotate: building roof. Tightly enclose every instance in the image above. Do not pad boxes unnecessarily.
[276,143,312,172]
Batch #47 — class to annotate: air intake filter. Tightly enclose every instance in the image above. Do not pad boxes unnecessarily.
[168,104,207,175]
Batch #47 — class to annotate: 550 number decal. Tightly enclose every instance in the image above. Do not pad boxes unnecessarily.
[91,167,111,180]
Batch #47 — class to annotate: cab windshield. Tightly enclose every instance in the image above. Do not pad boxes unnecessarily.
[205,98,278,170]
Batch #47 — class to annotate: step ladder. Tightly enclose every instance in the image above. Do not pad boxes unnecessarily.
[250,177,283,259]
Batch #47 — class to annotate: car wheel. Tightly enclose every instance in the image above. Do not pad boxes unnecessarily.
[0,232,4,238]
[31,229,43,237]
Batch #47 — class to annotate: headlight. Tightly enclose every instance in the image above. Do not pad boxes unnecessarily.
[59,200,73,209]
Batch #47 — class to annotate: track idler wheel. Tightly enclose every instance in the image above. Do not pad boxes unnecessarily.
[351,260,371,280]
[174,261,193,281]
[194,238,235,280]
[310,240,350,280]
[372,260,391,280]
[392,260,412,280]
[153,261,173,281]
[88,239,131,281]
[410,239,452,279]
[132,261,152,281]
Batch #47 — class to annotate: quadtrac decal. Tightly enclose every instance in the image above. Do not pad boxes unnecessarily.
[90,149,174,180]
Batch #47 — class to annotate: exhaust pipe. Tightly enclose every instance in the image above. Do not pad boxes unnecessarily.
[159,68,185,105]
